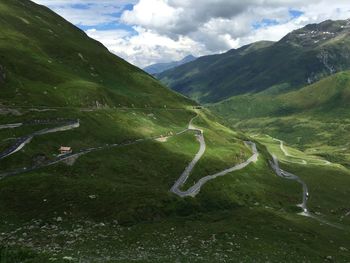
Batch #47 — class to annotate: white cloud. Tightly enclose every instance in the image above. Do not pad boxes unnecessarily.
[118,0,350,66]
[122,0,182,33]
[86,27,208,67]
[33,0,350,67]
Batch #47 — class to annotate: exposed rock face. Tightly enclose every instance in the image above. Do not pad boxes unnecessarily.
[281,19,350,48]
[317,50,336,74]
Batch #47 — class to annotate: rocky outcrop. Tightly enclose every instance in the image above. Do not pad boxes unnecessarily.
[317,50,336,74]
[281,19,350,48]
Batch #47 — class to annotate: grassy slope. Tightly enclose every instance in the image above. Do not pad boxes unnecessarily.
[0,0,205,225]
[0,1,349,262]
[0,0,193,109]
[1,109,350,262]
[210,70,350,165]
[212,70,350,118]
[2,107,349,261]
[159,19,350,103]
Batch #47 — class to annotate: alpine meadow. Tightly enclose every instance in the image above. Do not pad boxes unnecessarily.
[1,0,350,262]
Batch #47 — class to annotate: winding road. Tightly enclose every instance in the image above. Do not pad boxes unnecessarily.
[171,116,259,197]
[0,114,259,199]
[269,155,342,228]
[0,123,23,130]
[0,114,342,228]
[0,118,190,179]
[272,138,307,165]
[0,120,80,160]
[272,137,331,166]
[269,155,309,214]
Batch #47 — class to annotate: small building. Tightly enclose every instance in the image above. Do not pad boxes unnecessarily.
[59,146,72,155]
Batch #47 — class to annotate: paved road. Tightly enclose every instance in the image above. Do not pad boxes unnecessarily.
[0,120,80,160]
[0,123,23,130]
[0,115,344,229]
[271,137,307,165]
[170,116,206,196]
[0,113,259,196]
[171,116,259,197]
[269,155,343,228]
[269,155,309,213]
[0,117,190,179]
[272,137,331,166]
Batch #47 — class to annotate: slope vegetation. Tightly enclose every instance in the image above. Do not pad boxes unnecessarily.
[0,0,192,109]
[1,1,350,262]
[211,70,350,165]
[159,19,350,103]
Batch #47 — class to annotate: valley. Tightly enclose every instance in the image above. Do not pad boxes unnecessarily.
[1,0,350,262]
[1,104,350,262]
[155,17,350,262]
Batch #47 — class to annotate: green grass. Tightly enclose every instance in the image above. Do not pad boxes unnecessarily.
[0,0,194,109]
[2,107,349,261]
[212,70,350,119]
[0,1,350,261]
[248,134,350,223]
[1,208,350,262]
[210,71,350,166]
[181,110,251,189]
[0,107,198,222]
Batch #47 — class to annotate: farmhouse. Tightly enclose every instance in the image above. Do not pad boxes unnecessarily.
[59,146,72,154]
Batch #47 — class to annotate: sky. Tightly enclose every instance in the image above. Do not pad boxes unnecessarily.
[32,0,350,68]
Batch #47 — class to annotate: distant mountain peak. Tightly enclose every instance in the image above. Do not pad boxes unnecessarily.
[143,55,197,75]
[183,54,196,60]
[280,19,350,47]
[159,18,350,103]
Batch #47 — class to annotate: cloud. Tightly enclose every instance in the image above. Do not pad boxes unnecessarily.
[86,27,208,67]
[119,0,350,66]
[33,0,350,67]
[122,0,304,36]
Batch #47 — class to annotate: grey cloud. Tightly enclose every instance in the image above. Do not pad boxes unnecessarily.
[34,0,350,67]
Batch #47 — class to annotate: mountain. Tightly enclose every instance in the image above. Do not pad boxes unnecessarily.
[1,1,350,262]
[210,70,350,164]
[212,70,350,120]
[0,0,193,109]
[159,19,350,103]
[143,55,197,75]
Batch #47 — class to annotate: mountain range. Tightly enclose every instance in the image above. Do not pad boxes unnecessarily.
[159,19,350,103]
[1,1,350,262]
[143,55,197,75]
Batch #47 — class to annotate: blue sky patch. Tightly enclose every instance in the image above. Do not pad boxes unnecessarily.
[253,19,279,29]
[68,2,136,35]
[70,4,91,10]
[289,9,304,19]
[78,23,136,35]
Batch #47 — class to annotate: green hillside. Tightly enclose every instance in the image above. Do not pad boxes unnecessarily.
[159,19,350,103]
[210,70,350,166]
[0,0,193,109]
[1,1,350,262]
[212,70,350,118]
